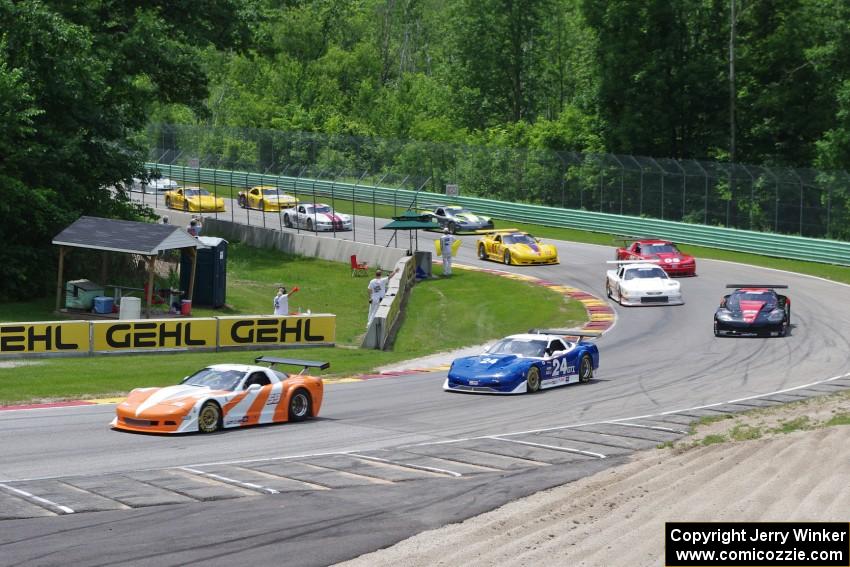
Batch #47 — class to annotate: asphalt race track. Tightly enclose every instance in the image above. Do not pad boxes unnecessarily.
[2,199,850,566]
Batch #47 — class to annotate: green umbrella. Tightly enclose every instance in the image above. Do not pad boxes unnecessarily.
[381,210,441,250]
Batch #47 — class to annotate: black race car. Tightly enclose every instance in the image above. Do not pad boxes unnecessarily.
[714,285,790,337]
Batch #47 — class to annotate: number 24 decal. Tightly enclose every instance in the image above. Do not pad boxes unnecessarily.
[551,358,575,376]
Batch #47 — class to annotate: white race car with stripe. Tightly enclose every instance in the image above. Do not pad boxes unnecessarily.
[605,261,684,306]
[282,203,352,232]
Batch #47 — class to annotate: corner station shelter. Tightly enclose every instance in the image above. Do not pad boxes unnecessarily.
[52,216,205,318]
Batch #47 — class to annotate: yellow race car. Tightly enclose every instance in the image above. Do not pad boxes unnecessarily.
[476,230,559,266]
[164,186,226,213]
[237,185,299,212]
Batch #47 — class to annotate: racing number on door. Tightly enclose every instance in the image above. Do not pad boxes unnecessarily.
[550,358,575,376]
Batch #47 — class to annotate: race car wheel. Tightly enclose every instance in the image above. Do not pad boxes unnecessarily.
[284,214,292,228]
[183,201,189,212]
[165,197,172,209]
[503,251,512,265]
[448,222,458,234]
[526,366,541,393]
[288,389,312,422]
[306,218,314,231]
[478,244,487,260]
[198,401,222,433]
[605,282,612,299]
[713,319,720,337]
[578,355,593,383]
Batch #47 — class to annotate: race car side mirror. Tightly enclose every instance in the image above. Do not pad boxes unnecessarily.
[720,296,728,307]
[247,383,262,391]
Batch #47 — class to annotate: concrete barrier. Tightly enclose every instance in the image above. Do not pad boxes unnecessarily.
[361,255,419,349]
[204,219,417,349]
[204,219,407,270]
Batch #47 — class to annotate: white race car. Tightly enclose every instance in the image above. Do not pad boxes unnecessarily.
[282,203,353,232]
[605,261,684,306]
[131,177,179,193]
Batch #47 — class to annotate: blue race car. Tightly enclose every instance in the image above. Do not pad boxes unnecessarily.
[444,330,600,394]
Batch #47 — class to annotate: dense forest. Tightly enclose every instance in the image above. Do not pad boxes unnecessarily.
[3,0,850,300]
[157,0,850,169]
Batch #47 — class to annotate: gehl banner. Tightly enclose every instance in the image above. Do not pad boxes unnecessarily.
[0,315,335,357]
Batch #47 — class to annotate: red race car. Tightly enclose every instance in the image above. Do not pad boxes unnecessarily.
[615,238,696,277]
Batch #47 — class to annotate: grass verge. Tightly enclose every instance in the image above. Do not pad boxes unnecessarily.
[0,244,585,404]
[665,390,850,452]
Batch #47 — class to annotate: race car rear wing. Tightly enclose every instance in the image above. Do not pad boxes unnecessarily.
[255,356,330,374]
[614,236,669,244]
[527,328,601,341]
[606,259,661,264]
[475,228,519,234]
[725,284,788,289]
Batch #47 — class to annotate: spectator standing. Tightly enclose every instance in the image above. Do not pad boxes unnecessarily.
[193,215,203,235]
[367,267,399,326]
[273,286,299,316]
[439,228,457,276]
[187,219,199,237]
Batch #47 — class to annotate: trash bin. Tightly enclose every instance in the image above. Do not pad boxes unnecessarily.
[181,299,192,316]
[93,296,114,314]
[120,297,141,320]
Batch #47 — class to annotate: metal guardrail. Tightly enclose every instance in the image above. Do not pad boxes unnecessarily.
[146,163,850,266]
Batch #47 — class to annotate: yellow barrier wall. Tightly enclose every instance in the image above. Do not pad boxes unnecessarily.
[218,315,336,348]
[0,315,336,357]
[91,318,218,352]
[0,321,91,355]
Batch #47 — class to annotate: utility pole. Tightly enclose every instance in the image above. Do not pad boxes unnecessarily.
[729,0,736,164]
[728,0,737,227]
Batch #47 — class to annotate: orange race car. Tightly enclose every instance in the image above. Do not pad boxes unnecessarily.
[112,357,326,434]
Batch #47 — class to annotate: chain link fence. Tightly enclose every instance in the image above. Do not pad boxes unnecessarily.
[144,123,850,241]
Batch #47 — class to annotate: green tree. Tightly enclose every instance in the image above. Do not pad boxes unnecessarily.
[582,0,727,158]
[0,0,250,300]
[446,0,554,127]
[733,0,833,166]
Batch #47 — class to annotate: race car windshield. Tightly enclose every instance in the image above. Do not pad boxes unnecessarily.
[262,188,282,195]
[447,207,470,215]
[642,244,678,254]
[624,267,668,280]
[488,339,547,357]
[184,189,211,197]
[727,292,777,310]
[309,205,332,214]
[183,369,245,391]
[503,234,536,245]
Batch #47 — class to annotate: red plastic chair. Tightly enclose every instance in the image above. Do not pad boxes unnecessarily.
[350,255,368,277]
